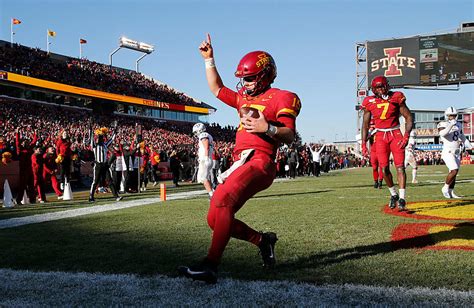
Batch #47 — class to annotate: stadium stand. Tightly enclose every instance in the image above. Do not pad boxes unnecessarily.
[0,42,212,108]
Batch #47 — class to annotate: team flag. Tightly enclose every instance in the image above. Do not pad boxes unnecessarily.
[12,18,21,25]
[47,29,56,37]
[80,38,87,44]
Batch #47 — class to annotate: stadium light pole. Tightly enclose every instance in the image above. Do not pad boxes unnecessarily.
[136,53,148,72]
[109,46,122,66]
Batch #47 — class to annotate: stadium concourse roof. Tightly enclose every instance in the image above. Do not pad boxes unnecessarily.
[0,40,216,113]
[411,107,474,113]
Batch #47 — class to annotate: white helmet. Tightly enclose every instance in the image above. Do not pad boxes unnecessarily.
[444,106,458,117]
[192,123,206,135]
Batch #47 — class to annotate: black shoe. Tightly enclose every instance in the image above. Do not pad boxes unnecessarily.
[178,259,218,284]
[116,196,123,202]
[398,198,406,211]
[258,232,278,268]
[88,196,95,203]
[374,181,379,189]
[378,180,383,189]
[389,195,399,209]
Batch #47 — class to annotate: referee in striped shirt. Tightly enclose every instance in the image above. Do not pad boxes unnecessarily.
[89,127,122,202]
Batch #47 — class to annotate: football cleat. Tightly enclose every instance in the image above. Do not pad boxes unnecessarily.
[178,259,218,284]
[441,187,452,199]
[412,179,418,184]
[378,180,383,189]
[258,232,278,268]
[116,196,123,202]
[450,191,462,199]
[398,198,407,211]
[88,197,95,202]
[373,181,379,189]
[389,195,399,209]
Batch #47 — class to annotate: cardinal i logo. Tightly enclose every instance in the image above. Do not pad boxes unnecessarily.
[370,47,417,77]
[385,199,474,251]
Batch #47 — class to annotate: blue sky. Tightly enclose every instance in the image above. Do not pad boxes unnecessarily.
[1,0,473,143]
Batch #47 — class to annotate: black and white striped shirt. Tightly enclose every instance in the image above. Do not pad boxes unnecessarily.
[91,131,116,163]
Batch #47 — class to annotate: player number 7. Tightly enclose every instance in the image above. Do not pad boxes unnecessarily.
[377,102,389,120]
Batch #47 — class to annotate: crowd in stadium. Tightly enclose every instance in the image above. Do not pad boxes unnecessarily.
[0,43,207,107]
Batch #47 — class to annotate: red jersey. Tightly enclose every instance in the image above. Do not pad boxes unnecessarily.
[56,138,72,157]
[31,153,43,175]
[361,91,406,129]
[217,86,301,158]
[43,153,58,175]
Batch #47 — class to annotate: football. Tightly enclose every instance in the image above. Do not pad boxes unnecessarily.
[239,107,260,119]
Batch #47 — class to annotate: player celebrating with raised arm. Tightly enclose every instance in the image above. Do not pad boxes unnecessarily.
[361,76,413,211]
[178,34,301,284]
[438,107,472,198]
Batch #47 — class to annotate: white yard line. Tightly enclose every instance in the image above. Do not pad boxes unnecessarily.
[0,190,208,229]
[0,269,471,306]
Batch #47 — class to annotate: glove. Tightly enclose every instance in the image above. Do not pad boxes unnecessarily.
[448,119,457,125]
[361,143,368,157]
[398,135,409,149]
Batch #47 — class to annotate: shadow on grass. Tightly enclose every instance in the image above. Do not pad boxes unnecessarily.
[277,222,473,271]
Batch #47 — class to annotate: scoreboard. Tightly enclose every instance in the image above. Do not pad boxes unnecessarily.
[367,31,474,87]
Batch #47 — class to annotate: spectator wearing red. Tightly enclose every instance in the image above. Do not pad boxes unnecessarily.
[43,146,63,199]
[15,128,37,204]
[149,145,160,186]
[56,130,72,188]
[139,145,150,191]
[32,147,46,203]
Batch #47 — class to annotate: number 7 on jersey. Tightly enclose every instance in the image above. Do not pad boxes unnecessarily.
[377,102,389,120]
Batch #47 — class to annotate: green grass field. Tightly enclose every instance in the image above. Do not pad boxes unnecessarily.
[0,165,472,291]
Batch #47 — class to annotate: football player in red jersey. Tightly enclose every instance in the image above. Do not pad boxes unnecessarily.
[178,34,301,283]
[368,121,383,189]
[361,76,413,211]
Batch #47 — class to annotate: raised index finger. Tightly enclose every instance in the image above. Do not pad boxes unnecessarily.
[206,33,212,44]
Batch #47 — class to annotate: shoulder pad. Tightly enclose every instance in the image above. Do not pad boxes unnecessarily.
[392,91,406,103]
[199,132,210,140]
[437,121,447,129]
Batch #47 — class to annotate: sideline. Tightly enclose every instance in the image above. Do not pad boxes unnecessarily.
[0,190,207,229]
[0,269,471,306]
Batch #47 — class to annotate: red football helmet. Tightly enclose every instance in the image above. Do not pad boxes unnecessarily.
[371,76,390,98]
[235,51,277,96]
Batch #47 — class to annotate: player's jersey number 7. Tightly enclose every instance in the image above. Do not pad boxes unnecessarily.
[377,102,389,120]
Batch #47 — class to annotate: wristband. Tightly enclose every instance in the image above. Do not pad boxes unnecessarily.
[205,58,215,69]
[266,124,277,137]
